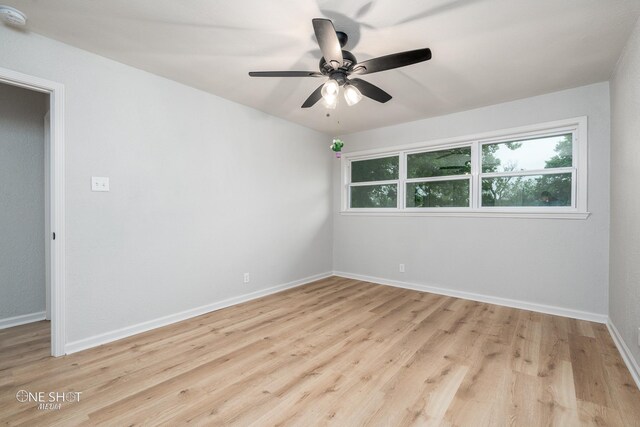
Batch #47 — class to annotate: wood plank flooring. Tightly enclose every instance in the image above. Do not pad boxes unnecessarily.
[1,276,639,426]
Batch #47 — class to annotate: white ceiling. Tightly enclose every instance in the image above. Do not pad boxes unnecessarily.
[4,0,640,134]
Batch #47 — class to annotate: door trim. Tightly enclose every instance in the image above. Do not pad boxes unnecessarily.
[0,67,66,356]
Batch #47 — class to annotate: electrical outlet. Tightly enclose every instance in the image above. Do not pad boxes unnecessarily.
[91,176,110,192]
[243,273,250,283]
[399,264,405,273]
[637,327,640,347]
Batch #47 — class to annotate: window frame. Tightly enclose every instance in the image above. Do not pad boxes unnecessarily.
[403,143,473,211]
[347,151,401,210]
[340,117,589,219]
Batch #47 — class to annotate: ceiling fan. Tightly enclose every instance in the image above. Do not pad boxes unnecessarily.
[248,18,432,109]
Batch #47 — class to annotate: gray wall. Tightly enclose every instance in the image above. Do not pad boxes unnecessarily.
[610,18,640,368]
[0,26,333,344]
[334,82,610,317]
[0,83,48,321]
[0,24,621,350]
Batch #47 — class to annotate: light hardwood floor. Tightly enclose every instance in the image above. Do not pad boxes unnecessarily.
[1,277,639,426]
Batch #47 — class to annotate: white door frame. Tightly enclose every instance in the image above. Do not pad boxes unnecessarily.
[44,111,51,321]
[0,67,66,357]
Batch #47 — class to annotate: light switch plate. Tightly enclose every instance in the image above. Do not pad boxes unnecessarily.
[91,176,110,192]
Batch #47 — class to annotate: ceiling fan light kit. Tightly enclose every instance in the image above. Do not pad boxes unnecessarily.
[249,18,432,109]
[323,94,338,109]
[344,83,363,106]
[321,79,340,102]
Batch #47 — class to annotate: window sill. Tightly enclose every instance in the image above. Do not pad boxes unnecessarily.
[339,210,591,220]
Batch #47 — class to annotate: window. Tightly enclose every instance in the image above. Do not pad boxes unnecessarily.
[341,117,588,218]
[480,134,573,207]
[406,147,471,208]
[349,155,399,208]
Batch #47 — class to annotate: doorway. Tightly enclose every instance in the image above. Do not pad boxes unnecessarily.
[0,68,65,356]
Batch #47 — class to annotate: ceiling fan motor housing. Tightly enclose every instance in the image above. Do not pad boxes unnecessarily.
[320,50,357,78]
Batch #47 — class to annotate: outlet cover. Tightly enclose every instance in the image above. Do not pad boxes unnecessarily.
[91,176,110,192]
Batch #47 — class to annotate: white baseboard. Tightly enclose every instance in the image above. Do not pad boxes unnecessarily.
[0,311,46,329]
[333,271,608,324]
[65,272,333,354]
[607,319,640,390]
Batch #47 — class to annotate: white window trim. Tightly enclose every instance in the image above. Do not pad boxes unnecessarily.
[340,116,589,219]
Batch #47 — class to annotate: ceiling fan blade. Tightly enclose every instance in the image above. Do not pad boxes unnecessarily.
[248,71,323,77]
[312,18,343,70]
[301,84,325,108]
[349,78,392,103]
[352,48,432,75]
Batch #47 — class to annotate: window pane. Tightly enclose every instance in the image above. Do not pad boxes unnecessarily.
[351,156,399,183]
[350,184,397,208]
[406,180,470,208]
[482,134,572,173]
[481,173,572,207]
[407,147,471,178]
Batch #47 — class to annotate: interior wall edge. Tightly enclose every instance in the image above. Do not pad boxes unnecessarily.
[607,318,640,390]
[64,271,333,355]
[332,271,608,324]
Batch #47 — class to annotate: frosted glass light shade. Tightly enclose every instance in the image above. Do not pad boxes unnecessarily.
[344,84,363,106]
[323,94,337,109]
[321,79,340,101]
